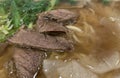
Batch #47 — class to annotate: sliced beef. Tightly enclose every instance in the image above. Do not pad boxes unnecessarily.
[38,9,78,26]
[6,47,45,78]
[36,18,68,34]
[8,29,73,52]
[5,9,76,78]
[13,47,45,78]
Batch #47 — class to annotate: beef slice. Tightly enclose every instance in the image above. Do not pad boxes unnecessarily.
[36,18,68,34]
[6,47,45,78]
[8,29,73,52]
[37,9,78,25]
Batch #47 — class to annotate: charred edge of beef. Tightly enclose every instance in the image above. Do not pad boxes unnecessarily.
[38,9,79,26]
[8,29,74,52]
[5,47,45,78]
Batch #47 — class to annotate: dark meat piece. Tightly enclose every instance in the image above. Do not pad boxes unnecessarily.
[36,9,78,34]
[37,9,78,26]
[36,18,68,34]
[5,47,45,78]
[14,47,45,78]
[8,29,73,52]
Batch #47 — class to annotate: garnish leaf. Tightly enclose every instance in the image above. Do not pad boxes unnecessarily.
[10,0,20,28]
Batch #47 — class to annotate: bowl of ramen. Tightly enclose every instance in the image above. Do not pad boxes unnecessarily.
[0,0,120,78]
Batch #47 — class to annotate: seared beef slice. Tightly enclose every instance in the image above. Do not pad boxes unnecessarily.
[37,9,78,25]
[6,47,45,78]
[36,9,78,33]
[36,19,68,34]
[9,29,73,51]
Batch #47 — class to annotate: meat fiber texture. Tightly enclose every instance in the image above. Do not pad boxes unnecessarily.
[6,47,45,78]
[36,9,78,33]
[8,29,73,52]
